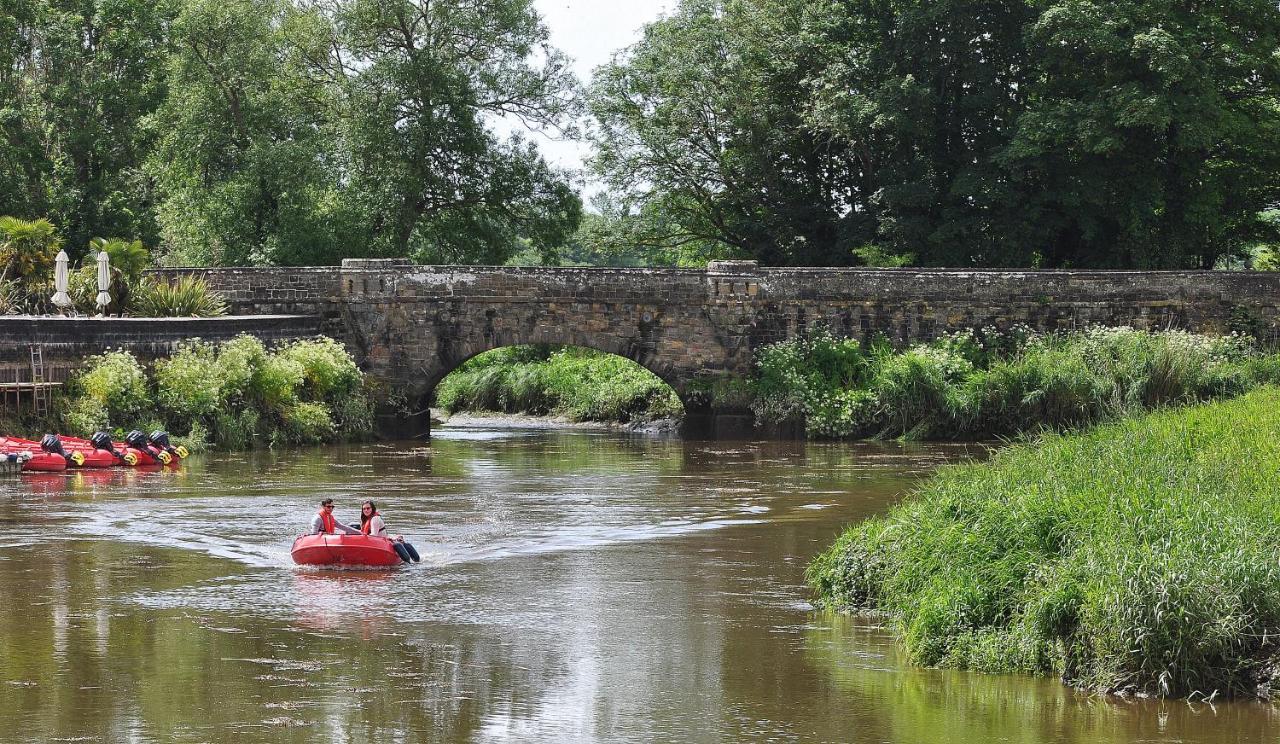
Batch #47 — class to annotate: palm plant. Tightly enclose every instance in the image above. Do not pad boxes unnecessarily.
[0,216,61,286]
[85,237,152,314]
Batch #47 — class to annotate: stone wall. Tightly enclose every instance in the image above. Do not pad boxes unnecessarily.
[0,315,320,385]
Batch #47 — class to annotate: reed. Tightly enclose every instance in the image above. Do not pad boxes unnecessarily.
[755,326,1268,440]
[808,387,1280,698]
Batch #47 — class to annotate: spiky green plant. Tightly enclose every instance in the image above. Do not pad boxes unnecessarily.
[131,275,228,317]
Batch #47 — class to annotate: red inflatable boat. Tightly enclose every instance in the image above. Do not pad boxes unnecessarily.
[291,534,404,568]
[0,436,67,472]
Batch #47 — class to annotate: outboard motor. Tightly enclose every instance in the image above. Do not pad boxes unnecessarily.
[124,430,149,450]
[89,431,115,452]
[40,433,83,467]
[126,429,170,465]
[148,430,188,459]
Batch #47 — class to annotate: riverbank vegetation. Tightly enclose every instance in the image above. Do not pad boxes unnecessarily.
[434,346,683,424]
[58,335,373,449]
[806,387,1280,698]
[752,326,1280,440]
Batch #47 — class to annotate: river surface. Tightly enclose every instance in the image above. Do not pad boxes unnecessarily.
[1,426,1276,743]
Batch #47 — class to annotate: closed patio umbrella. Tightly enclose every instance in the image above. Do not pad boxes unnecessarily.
[95,250,111,314]
[51,250,71,313]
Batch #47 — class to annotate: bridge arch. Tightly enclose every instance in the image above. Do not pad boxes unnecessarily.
[426,343,688,424]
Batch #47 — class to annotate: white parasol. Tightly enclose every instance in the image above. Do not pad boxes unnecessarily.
[95,250,111,314]
[51,250,71,313]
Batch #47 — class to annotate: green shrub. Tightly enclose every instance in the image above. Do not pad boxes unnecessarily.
[253,354,304,409]
[281,401,335,444]
[0,216,60,287]
[752,325,1280,441]
[216,334,268,401]
[434,345,683,423]
[154,342,226,430]
[68,351,152,429]
[279,337,362,401]
[59,335,370,449]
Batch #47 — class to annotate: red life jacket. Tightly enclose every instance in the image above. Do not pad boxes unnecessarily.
[318,509,337,534]
[361,514,376,535]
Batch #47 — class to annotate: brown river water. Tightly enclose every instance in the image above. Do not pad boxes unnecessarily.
[0,425,1277,743]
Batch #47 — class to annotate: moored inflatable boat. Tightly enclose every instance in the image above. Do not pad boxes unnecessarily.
[0,437,66,472]
[291,534,403,567]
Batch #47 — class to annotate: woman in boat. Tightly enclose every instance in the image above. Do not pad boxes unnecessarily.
[359,500,421,563]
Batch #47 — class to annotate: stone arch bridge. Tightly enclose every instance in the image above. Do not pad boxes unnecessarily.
[150,259,1280,435]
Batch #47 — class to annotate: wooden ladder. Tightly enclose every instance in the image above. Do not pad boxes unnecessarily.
[29,345,49,420]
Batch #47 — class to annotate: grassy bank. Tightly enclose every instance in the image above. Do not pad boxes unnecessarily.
[753,326,1280,440]
[807,387,1280,698]
[46,335,374,449]
[434,346,683,424]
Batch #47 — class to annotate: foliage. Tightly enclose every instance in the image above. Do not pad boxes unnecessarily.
[277,337,362,402]
[435,346,684,423]
[590,0,1280,268]
[61,335,372,448]
[64,351,153,431]
[751,325,1268,440]
[808,387,1280,697]
[0,217,61,286]
[147,0,581,267]
[82,237,153,313]
[131,275,228,317]
[0,1,173,255]
[559,194,738,268]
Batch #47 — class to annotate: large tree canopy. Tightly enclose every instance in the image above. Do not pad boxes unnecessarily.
[0,0,581,266]
[589,0,1280,268]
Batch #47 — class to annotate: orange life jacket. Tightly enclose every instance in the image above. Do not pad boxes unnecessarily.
[319,509,337,534]
[361,514,376,535]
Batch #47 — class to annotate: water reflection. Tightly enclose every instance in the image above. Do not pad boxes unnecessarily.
[0,427,1274,742]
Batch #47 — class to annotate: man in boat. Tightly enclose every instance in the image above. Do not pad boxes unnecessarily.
[310,498,361,535]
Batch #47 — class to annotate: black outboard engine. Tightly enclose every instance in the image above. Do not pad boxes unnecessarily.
[39,433,62,455]
[126,429,172,464]
[148,429,188,459]
[124,430,149,450]
[90,431,115,452]
[40,433,82,467]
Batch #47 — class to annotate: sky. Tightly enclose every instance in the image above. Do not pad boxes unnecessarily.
[516,0,679,195]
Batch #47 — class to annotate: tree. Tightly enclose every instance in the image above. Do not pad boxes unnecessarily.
[589,0,873,266]
[592,0,1280,269]
[290,0,582,264]
[998,0,1280,268]
[148,0,347,266]
[0,0,175,257]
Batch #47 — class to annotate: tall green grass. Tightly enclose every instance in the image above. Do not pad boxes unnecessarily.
[755,326,1277,440]
[434,346,683,423]
[808,387,1280,698]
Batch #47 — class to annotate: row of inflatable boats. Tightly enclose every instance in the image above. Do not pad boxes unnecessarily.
[1,430,188,472]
